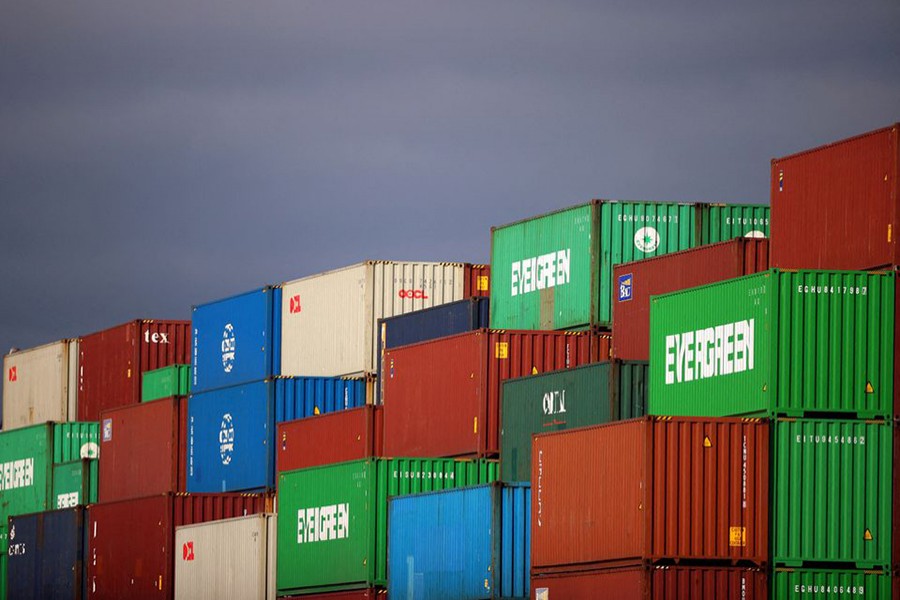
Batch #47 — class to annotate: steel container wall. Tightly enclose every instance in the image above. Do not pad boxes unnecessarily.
[279,590,386,600]
[280,261,467,378]
[501,362,648,483]
[649,269,896,418]
[277,405,383,473]
[78,320,191,422]
[52,459,98,509]
[612,238,769,361]
[387,483,530,600]
[7,507,85,600]
[276,457,498,596]
[773,419,892,568]
[771,569,892,598]
[99,396,187,502]
[383,329,610,458]
[464,263,491,298]
[698,203,770,243]
[191,287,282,394]
[174,514,276,600]
[531,566,768,600]
[273,376,369,423]
[0,423,53,552]
[531,417,769,571]
[614,361,650,420]
[2,339,78,430]
[53,422,100,463]
[142,364,191,402]
[771,124,900,270]
[490,200,699,330]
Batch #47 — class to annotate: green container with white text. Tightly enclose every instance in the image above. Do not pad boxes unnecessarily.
[699,203,770,243]
[0,424,54,554]
[51,459,98,509]
[771,568,892,598]
[52,421,99,463]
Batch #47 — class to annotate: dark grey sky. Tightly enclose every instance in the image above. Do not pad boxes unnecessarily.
[1,1,898,404]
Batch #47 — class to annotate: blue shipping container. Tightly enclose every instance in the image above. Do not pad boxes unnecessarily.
[388,483,530,600]
[377,297,489,401]
[273,376,368,422]
[191,286,282,394]
[7,508,85,600]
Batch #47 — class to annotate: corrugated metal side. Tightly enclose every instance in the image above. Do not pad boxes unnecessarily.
[464,263,491,298]
[380,297,490,351]
[279,590,385,600]
[500,484,531,599]
[2,340,71,430]
[273,376,368,423]
[0,423,53,552]
[8,508,85,600]
[770,569,892,598]
[54,421,100,463]
[771,123,899,270]
[773,419,892,568]
[142,364,191,402]
[52,459,98,508]
[187,381,275,493]
[613,360,649,420]
[67,338,79,426]
[277,405,381,473]
[531,567,648,600]
[173,492,274,526]
[174,514,274,600]
[699,203,771,243]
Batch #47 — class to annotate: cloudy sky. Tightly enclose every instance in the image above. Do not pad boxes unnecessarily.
[1,1,898,405]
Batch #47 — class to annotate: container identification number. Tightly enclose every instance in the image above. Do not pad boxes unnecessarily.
[794,434,865,446]
[796,285,867,296]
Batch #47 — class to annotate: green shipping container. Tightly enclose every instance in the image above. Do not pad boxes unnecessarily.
[490,200,698,330]
[276,457,498,595]
[0,424,53,553]
[141,364,191,402]
[773,419,892,569]
[699,203,770,243]
[499,361,649,482]
[771,568,892,598]
[51,459,98,509]
[53,421,99,463]
[649,269,895,418]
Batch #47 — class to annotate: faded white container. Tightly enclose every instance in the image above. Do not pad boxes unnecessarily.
[281,261,466,378]
[3,339,79,430]
[175,513,276,600]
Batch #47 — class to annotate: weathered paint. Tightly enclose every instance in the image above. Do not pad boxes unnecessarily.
[53,422,100,463]
[277,405,383,473]
[7,508,85,600]
[0,424,53,553]
[2,339,79,430]
[52,459,98,509]
[273,376,369,423]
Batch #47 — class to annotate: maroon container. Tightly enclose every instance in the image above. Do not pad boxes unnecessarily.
[98,397,187,502]
[612,238,769,360]
[87,493,273,600]
[383,329,610,458]
[464,263,491,298]
[277,405,383,473]
[771,123,900,270]
[279,590,386,600]
[530,566,768,600]
[531,417,769,572]
[78,320,191,421]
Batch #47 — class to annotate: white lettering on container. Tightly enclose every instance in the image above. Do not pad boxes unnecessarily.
[794,434,866,446]
[793,583,865,595]
[0,458,34,491]
[296,503,349,544]
[542,390,567,415]
[511,250,570,297]
[664,320,754,385]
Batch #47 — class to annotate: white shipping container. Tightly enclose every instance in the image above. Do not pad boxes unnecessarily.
[2,339,79,430]
[175,513,276,600]
[280,261,466,378]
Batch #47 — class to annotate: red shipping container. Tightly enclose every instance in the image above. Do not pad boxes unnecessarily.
[530,566,768,600]
[464,263,491,298]
[612,238,769,360]
[277,405,383,473]
[87,492,273,600]
[531,417,769,571]
[78,319,191,421]
[771,123,900,270]
[280,590,386,600]
[383,329,610,458]
[99,397,187,502]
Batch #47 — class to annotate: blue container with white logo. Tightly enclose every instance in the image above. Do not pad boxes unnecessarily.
[191,286,282,394]
[388,483,531,600]
[7,507,86,600]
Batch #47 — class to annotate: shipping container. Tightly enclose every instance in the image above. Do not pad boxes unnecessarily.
[500,361,649,483]
[279,591,385,600]
[383,329,610,458]
[272,376,369,423]
[277,405,383,473]
[53,459,98,509]
[530,566,768,600]
[698,203,770,243]
[771,123,899,270]
[773,419,892,569]
[377,297,490,401]
[0,423,54,552]
[276,457,498,596]
[78,320,191,422]
[388,483,530,600]
[53,422,100,463]
[280,261,468,378]
[99,397,187,502]
[174,514,276,600]
[612,238,769,361]
[7,507,85,600]
[142,364,191,402]
[770,568,892,599]
[531,417,768,572]
[490,200,699,330]
[464,263,491,298]
[191,286,281,394]
[2,339,78,430]
[649,269,896,418]
[87,492,272,600]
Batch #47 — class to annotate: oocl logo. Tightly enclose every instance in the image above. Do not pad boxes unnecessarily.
[634,227,660,253]
[219,413,235,465]
[398,289,429,299]
[221,324,236,373]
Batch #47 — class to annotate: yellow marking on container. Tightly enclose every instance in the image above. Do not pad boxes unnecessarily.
[314,405,321,415]
[864,529,874,541]
[865,382,875,394]
[729,526,746,547]
[477,276,489,291]
[495,342,509,359]
[889,224,893,243]
[474,417,478,434]
[703,436,712,448]
[531,366,538,375]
